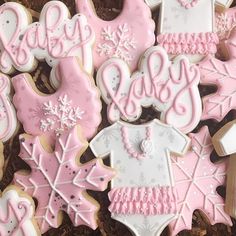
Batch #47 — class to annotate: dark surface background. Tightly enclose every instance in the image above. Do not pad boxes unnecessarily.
[1,0,236,235]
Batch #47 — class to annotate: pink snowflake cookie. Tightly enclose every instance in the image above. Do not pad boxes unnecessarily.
[14,125,115,234]
[76,0,155,72]
[12,57,102,144]
[170,126,232,235]
[199,29,236,121]
[0,186,40,236]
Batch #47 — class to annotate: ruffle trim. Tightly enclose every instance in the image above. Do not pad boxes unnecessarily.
[108,186,177,215]
[157,32,219,55]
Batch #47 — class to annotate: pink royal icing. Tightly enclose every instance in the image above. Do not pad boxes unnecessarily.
[0,188,39,236]
[14,125,115,234]
[199,29,236,122]
[0,2,94,74]
[157,32,219,55]
[76,0,155,71]
[12,57,101,144]
[0,74,17,142]
[169,126,232,235]
[97,46,202,134]
[108,186,177,215]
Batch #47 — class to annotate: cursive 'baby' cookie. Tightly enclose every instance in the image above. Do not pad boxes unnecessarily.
[97,46,202,134]
[14,125,115,234]
[0,185,40,236]
[0,1,94,76]
[12,57,101,144]
[76,0,155,71]
[145,0,233,63]
[90,119,190,236]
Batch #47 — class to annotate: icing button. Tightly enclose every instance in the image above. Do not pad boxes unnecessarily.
[140,139,153,155]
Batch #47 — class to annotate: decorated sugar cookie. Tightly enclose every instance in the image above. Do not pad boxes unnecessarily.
[0,73,17,142]
[13,57,101,144]
[0,1,94,76]
[212,120,236,219]
[0,186,40,236]
[199,29,236,122]
[145,0,233,62]
[76,0,155,71]
[90,119,190,236]
[170,126,232,235]
[14,125,115,233]
[97,46,202,134]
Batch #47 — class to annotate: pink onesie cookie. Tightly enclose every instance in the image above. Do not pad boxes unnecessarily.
[76,0,155,71]
[0,73,17,142]
[14,125,115,234]
[90,119,190,236]
[13,57,101,144]
[199,28,236,122]
[97,46,202,134]
[145,0,232,62]
[0,1,94,77]
[170,126,232,235]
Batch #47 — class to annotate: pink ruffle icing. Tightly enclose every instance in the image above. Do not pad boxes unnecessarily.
[157,32,219,55]
[108,186,177,215]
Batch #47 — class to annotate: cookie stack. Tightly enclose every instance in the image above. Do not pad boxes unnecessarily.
[0,0,236,235]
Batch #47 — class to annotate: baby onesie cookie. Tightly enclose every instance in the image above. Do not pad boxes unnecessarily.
[199,29,236,122]
[90,119,190,236]
[0,73,17,142]
[0,1,94,76]
[0,185,40,236]
[170,126,232,235]
[14,125,115,234]
[13,57,101,144]
[145,0,233,62]
[76,0,155,71]
[212,120,236,219]
[97,46,202,134]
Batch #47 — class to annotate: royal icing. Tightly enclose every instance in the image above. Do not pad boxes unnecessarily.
[76,0,155,71]
[0,1,94,76]
[12,57,101,144]
[97,46,202,134]
[0,187,39,236]
[90,119,190,236]
[170,126,232,235]
[14,125,115,234]
[0,73,17,142]
[199,29,236,122]
[145,0,232,62]
[212,120,236,219]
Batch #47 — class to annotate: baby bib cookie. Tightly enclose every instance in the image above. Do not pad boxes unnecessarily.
[0,185,40,236]
[76,0,155,71]
[14,125,115,234]
[90,119,190,236]
[170,126,232,235]
[13,57,101,144]
[199,29,236,122]
[0,73,17,142]
[0,1,94,75]
[145,0,233,62]
[97,46,202,134]
[212,120,236,219]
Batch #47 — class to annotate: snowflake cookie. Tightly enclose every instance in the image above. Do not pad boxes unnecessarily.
[199,29,236,122]
[170,126,232,235]
[76,0,155,71]
[0,186,40,236]
[14,125,115,234]
[12,57,101,144]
